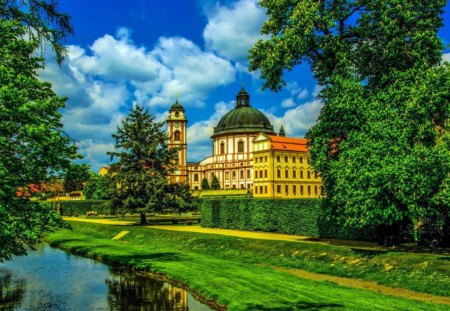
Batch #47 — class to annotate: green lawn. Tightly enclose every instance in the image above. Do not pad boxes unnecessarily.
[46,221,450,311]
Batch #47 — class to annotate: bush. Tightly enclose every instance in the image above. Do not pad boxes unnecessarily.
[45,200,112,216]
[201,198,321,236]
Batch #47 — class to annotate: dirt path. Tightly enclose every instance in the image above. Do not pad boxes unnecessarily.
[63,217,450,306]
[274,267,450,306]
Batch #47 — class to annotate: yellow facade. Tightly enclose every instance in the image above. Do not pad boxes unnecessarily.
[252,133,322,198]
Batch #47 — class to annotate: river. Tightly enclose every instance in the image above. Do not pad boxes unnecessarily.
[0,244,214,311]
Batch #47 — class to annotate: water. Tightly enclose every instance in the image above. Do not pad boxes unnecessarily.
[0,245,213,311]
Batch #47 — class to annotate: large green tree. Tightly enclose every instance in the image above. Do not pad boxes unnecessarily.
[84,173,113,200]
[250,0,449,245]
[108,105,192,224]
[63,163,90,193]
[0,20,77,260]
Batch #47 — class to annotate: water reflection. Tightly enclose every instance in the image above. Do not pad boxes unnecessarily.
[0,271,26,311]
[0,245,213,311]
[107,268,188,310]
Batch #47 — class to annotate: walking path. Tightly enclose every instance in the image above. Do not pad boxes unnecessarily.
[63,217,450,306]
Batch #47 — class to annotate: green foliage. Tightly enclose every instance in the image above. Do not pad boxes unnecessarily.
[63,163,90,193]
[250,0,450,246]
[84,174,113,200]
[108,105,192,222]
[0,0,73,64]
[45,200,112,216]
[201,199,321,236]
[201,177,210,190]
[210,175,220,190]
[0,20,76,260]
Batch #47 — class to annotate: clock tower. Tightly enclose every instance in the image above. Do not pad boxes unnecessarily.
[167,99,188,183]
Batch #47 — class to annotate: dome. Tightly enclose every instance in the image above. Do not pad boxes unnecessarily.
[213,88,274,137]
[169,99,184,111]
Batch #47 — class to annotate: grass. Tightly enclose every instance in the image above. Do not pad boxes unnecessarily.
[46,221,450,311]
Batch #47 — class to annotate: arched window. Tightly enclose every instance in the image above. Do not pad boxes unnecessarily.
[220,142,225,154]
[174,130,181,141]
[237,141,244,153]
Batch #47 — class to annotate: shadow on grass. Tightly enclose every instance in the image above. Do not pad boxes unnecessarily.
[245,301,343,310]
[437,256,450,261]
[350,248,388,258]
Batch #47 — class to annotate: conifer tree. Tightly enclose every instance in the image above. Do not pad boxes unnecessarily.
[201,178,210,190]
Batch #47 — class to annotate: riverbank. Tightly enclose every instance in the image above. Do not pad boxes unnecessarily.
[46,221,450,310]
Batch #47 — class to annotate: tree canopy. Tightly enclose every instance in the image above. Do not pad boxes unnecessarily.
[63,163,90,193]
[108,105,192,223]
[250,0,450,245]
[0,20,77,260]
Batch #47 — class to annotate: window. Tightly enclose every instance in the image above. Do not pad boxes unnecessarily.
[265,186,268,193]
[293,170,297,178]
[300,170,304,179]
[260,186,263,194]
[300,185,304,195]
[232,171,236,179]
[238,141,244,153]
[264,170,268,178]
[255,157,258,163]
[225,172,229,180]
[174,130,181,141]
[285,185,289,195]
[265,156,267,162]
[277,156,280,162]
[277,185,281,194]
[285,170,289,178]
[314,172,318,179]
[277,169,281,178]
[308,185,311,195]
[300,157,303,164]
[220,142,225,154]
[292,157,296,163]
[194,174,199,182]
[194,186,198,190]
[293,185,297,195]
[241,184,245,189]
[240,170,244,179]
[315,185,318,195]
[285,156,288,163]
[175,111,180,118]
[307,171,311,179]
[255,186,258,194]
[247,170,250,178]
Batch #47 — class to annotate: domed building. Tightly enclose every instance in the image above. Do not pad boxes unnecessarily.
[167,88,322,197]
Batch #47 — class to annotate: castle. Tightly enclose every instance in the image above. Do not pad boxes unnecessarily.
[166,88,322,198]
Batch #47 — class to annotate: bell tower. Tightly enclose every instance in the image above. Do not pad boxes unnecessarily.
[167,99,188,183]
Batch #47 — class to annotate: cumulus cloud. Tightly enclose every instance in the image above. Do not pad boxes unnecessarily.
[39,28,237,171]
[286,81,309,100]
[281,98,296,108]
[264,99,323,137]
[187,101,234,161]
[203,0,266,63]
[443,52,450,63]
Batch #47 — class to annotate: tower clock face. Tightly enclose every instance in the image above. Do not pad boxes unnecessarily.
[174,122,180,129]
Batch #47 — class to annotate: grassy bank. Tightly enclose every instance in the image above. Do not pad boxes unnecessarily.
[46,221,450,310]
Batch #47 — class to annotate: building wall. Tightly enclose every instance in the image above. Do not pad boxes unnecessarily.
[252,143,322,199]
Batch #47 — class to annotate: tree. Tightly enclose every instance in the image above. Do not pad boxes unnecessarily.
[63,163,90,193]
[0,20,77,260]
[0,0,73,63]
[211,175,220,190]
[201,178,210,190]
[250,0,449,245]
[84,173,113,200]
[108,105,191,224]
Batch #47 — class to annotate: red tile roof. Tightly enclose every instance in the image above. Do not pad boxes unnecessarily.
[267,135,308,152]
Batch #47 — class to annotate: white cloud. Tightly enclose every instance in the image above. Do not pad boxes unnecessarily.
[286,81,309,100]
[264,99,323,137]
[443,53,450,63]
[203,0,266,63]
[77,139,115,173]
[281,98,296,108]
[187,101,234,161]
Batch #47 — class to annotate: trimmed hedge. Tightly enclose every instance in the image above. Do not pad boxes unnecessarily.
[45,200,112,216]
[201,198,321,236]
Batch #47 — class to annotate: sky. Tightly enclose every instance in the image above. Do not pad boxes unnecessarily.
[39,0,450,172]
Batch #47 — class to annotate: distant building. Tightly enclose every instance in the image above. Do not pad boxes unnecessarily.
[98,166,110,176]
[167,88,322,197]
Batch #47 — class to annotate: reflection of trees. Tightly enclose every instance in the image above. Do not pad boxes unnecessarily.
[0,271,26,311]
[106,268,188,311]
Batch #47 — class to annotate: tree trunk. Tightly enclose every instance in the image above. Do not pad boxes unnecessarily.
[140,212,147,225]
[377,223,400,247]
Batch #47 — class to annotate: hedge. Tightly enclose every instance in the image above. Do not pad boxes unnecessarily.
[201,198,321,236]
[45,200,112,216]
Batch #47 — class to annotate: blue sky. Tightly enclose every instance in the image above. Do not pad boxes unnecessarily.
[39,0,450,172]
